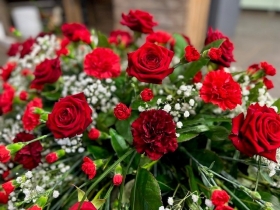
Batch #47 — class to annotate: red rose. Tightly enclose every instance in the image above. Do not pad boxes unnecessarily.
[211,190,230,206]
[0,83,15,114]
[200,70,241,110]
[45,152,58,164]
[121,10,158,34]
[260,61,276,76]
[13,132,43,170]
[20,37,35,58]
[2,181,15,195]
[146,31,175,49]
[208,48,222,61]
[0,145,11,163]
[114,103,131,120]
[0,62,16,81]
[263,77,274,90]
[131,109,177,160]
[7,42,21,56]
[88,128,100,140]
[108,30,132,47]
[26,205,42,210]
[61,23,91,44]
[193,71,202,83]
[84,48,121,79]
[0,190,8,204]
[205,28,235,67]
[47,92,92,139]
[22,98,43,131]
[185,45,200,62]
[247,63,260,75]
[229,103,280,162]
[127,42,174,84]
[113,174,123,186]
[81,157,96,180]
[19,91,28,101]
[215,205,234,210]
[140,88,154,102]
[70,201,97,210]
[30,58,61,90]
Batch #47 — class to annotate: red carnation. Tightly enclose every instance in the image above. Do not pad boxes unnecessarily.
[81,157,96,180]
[140,88,154,102]
[211,190,230,206]
[260,61,276,76]
[0,83,15,114]
[114,103,131,120]
[113,174,123,186]
[0,62,16,81]
[200,70,241,110]
[20,37,35,58]
[7,42,21,56]
[193,71,203,83]
[0,145,11,163]
[185,45,200,62]
[0,190,8,204]
[263,77,274,90]
[13,132,43,170]
[215,205,234,210]
[208,48,222,61]
[88,128,100,140]
[205,28,235,67]
[146,31,175,49]
[2,181,15,195]
[47,92,92,139]
[22,98,43,131]
[61,23,91,44]
[19,91,28,101]
[84,48,121,79]
[56,37,70,56]
[70,201,97,210]
[131,109,177,160]
[26,205,42,210]
[2,170,10,180]
[45,152,58,164]
[121,10,158,34]
[108,30,132,47]
[127,42,174,84]
[30,58,61,90]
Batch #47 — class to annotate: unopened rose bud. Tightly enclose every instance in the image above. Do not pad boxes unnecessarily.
[46,149,65,164]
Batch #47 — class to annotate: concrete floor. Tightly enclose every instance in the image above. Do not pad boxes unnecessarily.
[1,10,280,96]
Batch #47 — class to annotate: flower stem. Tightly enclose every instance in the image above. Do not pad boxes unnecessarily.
[254,156,261,192]
[26,134,52,145]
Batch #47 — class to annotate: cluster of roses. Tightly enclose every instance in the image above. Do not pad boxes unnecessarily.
[0,8,279,209]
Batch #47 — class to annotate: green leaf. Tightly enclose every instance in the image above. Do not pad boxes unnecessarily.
[184,57,209,81]
[73,185,88,202]
[177,125,209,134]
[41,91,61,101]
[115,112,138,144]
[130,168,162,210]
[177,133,198,142]
[204,126,230,141]
[259,191,280,208]
[91,199,106,209]
[96,112,116,131]
[272,99,280,113]
[173,33,188,58]
[97,31,110,48]
[201,39,225,52]
[109,129,129,157]
[186,166,201,204]
[87,145,110,159]
[233,190,260,210]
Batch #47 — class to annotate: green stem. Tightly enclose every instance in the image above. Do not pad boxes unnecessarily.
[78,148,134,210]
[118,151,137,210]
[101,185,114,210]
[27,134,52,144]
[254,156,261,192]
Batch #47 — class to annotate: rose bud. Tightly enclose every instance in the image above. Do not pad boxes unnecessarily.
[45,149,65,164]
[114,103,131,120]
[19,90,28,101]
[140,88,154,102]
[113,174,123,186]
[0,143,25,163]
[88,128,100,140]
[185,45,200,62]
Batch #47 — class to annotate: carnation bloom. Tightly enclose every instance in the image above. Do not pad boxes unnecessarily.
[0,190,8,204]
[70,201,97,210]
[13,132,43,170]
[0,145,11,163]
[200,70,242,110]
[131,109,177,160]
[211,190,230,206]
[185,45,200,62]
[146,31,175,48]
[20,37,35,58]
[114,103,131,120]
[2,180,15,195]
[108,30,132,47]
[81,157,96,179]
[140,88,154,102]
[208,48,222,61]
[26,205,42,210]
[205,28,235,67]
[113,174,123,186]
[7,42,20,56]
[193,71,203,83]
[84,48,121,79]
[19,91,28,101]
[263,77,274,90]
[0,83,15,114]
[22,98,43,131]
[0,62,16,81]
[61,23,91,44]
[215,205,234,210]
[88,128,101,140]
[260,61,276,76]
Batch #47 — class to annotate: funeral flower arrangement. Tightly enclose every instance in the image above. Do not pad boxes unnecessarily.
[1,9,280,210]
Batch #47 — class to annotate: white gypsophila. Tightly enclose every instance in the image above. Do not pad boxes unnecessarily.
[138,106,145,112]
[167,197,174,205]
[25,171,33,179]
[191,194,199,203]
[163,104,171,113]
[174,103,181,110]
[176,121,183,129]
[159,207,165,210]
[166,95,172,101]
[176,133,180,137]
[205,199,213,207]
[261,148,280,178]
[0,118,23,144]
[195,82,202,90]
[53,190,60,198]
[184,110,190,118]
[189,99,195,107]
